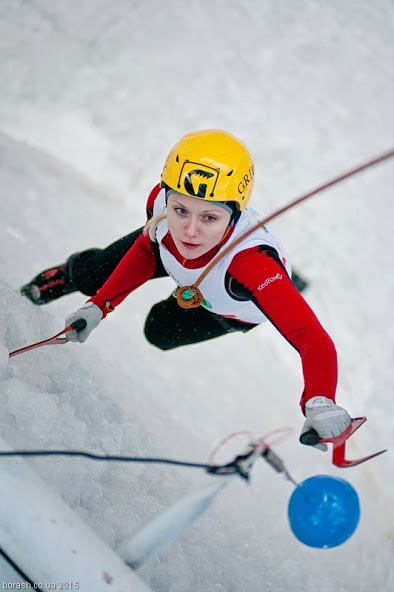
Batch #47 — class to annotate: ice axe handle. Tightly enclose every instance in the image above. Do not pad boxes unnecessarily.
[9,318,88,358]
[299,418,387,467]
[68,318,87,332]
[299,429,320,446]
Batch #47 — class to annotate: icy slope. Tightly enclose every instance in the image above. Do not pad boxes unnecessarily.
[0,133,393,591]
[1,0,393,588]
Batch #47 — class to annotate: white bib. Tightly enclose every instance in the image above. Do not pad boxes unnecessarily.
[153,189,292,324]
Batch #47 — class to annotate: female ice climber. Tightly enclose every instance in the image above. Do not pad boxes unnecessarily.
[20,129,352,447]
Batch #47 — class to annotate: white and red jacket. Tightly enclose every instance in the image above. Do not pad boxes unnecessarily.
[90,184,338,412]
[154,187,292,324]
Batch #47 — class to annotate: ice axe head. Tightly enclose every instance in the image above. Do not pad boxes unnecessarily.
[300,417,387,467]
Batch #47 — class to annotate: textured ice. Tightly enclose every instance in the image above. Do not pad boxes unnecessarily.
[0,345,9,377]
[0,2,393,591]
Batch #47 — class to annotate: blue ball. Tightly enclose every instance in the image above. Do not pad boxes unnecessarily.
[288,475,360,548]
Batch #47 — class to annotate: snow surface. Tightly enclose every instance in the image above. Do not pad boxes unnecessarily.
[0,1,393,590]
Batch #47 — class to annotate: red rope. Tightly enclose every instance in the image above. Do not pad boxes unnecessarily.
[192,148,394,289]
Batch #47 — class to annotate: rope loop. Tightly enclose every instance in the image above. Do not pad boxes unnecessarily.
[176,285,204,309]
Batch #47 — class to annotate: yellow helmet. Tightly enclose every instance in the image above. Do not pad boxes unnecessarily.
[161,130,255,216]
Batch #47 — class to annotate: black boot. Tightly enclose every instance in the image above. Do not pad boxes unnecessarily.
[20,262,77,304]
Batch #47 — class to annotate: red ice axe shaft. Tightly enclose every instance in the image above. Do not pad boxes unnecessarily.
[300,417,387,467]
[9,319,87,358]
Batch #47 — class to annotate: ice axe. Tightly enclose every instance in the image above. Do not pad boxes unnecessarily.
[300,417,387,467]
[9,319,87,358]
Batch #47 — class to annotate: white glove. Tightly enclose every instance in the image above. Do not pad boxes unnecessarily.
[65,303,103,343]
[300,396,351,451]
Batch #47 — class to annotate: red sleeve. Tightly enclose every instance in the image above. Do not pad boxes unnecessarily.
[88,231,159,318]
[228,248,338,413]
